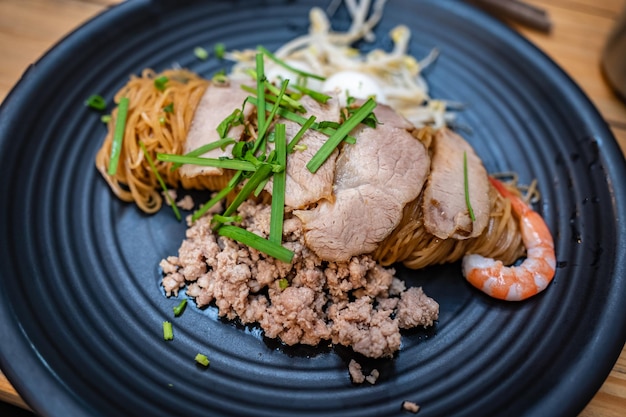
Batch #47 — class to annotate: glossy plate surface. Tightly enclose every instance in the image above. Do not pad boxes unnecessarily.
[1,1,625,416]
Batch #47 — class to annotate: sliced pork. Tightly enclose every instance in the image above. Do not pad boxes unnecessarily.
[422,128,490,240]
[180,80,254,178]
[265,94,341,209]
[294,104,430,262]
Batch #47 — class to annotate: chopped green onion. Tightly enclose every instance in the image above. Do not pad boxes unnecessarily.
[256,53,266,136]
[247,97,338,137]
[218,225,294,263]
[292,144,307,152]
[464,151,476,222]
[163,321,173,341]
[195,353,210,367]
[264,81,304,112]
[107,96,129,176]
[222,163,274,217]
[85,94,107,111]
[173,299,187,317]
[287,116,316,154]
[194,46,209,60]
[212,214,242,224]
[170,138,236,171]
[291,84,331,104]
[159,116,166,125]
[154,76,169,91]
[270,124,287,244]
[307,98,377,173]
[343,136,357,145]
[101,114,112,123]
[216,108,243,138]
[256,80,289,144]
[214,42,226,59]
[140,141,181,221]
[192,185,235,222]
[156,153,257,172]
[278,278,289,290]
[163,103,174,113]
[317,121,341,130]
[212,72,228,84]
[240,84,301,113]
[257,45,325,81]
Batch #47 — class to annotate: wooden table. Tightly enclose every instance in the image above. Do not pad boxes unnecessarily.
[1,0,625,415]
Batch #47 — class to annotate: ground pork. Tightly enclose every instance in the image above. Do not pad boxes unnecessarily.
[161,199,439,379]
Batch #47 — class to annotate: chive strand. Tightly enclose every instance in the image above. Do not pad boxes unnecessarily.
[107,96,129,175]
[222,163,274,217]
[191,185,234,222]
[139,141,181,221]
[256,53,266,135]
[255,80,289,147]
[287,115,316,153]
[307,98,377,173]
[163,321,173,341]
[156,153,257,172]
[270,124,287,244]
[218,225,294,263]
[170,138,236,170]
[464,151,476,222]
[257,46,325,81]
[291,84,331,103]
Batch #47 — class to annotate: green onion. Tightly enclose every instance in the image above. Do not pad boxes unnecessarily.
[100,114,112,123]
[194,46,209,60]
[85,94,107,110]
[291,84,331,104]
[214,42,226,59]
[464,151,476,222]
[257,45,325,81]
[218,225,294,263]
[216,108,243,138]
[173,299,187,317]
[287,116,316,153]
[264,81,304,112]
[256,53,266,136]
[163,103,174,113]
[222,163,274,217]
[256,80,289,144]
[292,144,307,152]
[154,76,169,91]
[163,321,173,341]
[212,72,228,84]
[212,214,242,224]
[307,98,377,173]
[192,185,235,222]
[140,141,181,221]
[270,124,287,244]
[195,353,210,367]
[156,153,257,172]
[170,138,236,171]
[247,97,340,137]
[107,96,129,176]
[278,278,289,290]
[240,84,301,113]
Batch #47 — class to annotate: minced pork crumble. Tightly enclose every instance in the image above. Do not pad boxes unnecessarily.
[160,199,439,381]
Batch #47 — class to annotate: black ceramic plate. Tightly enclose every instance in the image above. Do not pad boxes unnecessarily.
[1,1,625,416]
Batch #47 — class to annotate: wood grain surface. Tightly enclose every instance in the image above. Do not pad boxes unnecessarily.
[1,0,625,415]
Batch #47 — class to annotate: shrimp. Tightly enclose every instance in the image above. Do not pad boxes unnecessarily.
[462,177,556,301]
